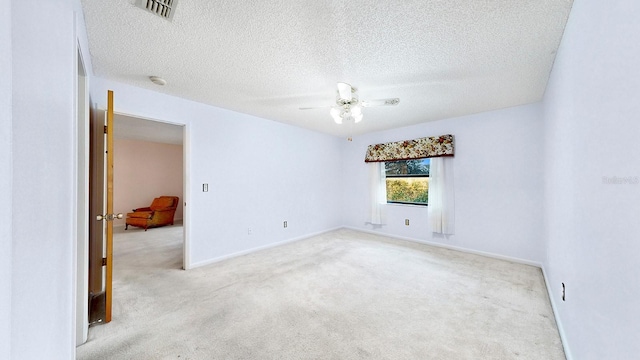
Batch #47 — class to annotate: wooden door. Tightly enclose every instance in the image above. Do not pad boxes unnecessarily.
[104,90,115,322]
[88,90,119,324]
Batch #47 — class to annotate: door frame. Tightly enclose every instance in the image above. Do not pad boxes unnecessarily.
[75,95,190,348]
[76,111,190,343]
[74,42,90,346]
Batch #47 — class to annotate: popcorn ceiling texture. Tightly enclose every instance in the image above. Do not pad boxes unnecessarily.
[80,0,573,137]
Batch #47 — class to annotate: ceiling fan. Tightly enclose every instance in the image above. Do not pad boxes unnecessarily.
[299,82,400,124]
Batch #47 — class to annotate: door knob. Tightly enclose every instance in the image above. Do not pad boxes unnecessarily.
[96,213,124,221]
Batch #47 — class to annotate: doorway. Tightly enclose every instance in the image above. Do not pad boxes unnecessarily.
[112,113,186,266]
[81,109,188,341]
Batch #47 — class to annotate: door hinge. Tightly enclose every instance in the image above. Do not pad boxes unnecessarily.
[103,125,108,134]
[102,257,107,266]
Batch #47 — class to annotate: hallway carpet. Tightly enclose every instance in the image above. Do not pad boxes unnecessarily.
[77,227,565,359]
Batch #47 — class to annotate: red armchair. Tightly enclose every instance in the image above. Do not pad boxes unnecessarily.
[125,196,179,231]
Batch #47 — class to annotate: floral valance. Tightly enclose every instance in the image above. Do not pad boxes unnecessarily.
[364,134,454,162]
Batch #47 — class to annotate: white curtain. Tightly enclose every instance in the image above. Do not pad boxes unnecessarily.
[369,162,386,225]
[428,157,455,234]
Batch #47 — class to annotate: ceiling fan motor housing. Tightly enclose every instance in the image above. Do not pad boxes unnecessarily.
[337,91,358,106]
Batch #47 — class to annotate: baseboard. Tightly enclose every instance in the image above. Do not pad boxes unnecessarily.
[541,266,573,360]
[342,226,542,268]
[189,227,343,269]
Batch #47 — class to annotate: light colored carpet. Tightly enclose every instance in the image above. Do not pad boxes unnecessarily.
[77,227,565,360]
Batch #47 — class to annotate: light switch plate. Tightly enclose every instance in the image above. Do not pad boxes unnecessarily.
[203,183,208,192]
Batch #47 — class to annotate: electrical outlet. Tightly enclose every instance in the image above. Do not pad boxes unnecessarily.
[405,219,410,226]
[562,283,565,301]
[203,183,208,192]
[248,228,252,235]
[283,221,287,228]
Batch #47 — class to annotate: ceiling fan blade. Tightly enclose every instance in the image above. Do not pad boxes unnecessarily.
[361,98,400,107]
[337,82,353,101]
[299,105,332,110]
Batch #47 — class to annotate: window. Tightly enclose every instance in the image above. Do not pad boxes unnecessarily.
[385,158,430,205]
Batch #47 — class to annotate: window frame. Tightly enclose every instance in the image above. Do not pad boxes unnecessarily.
[384,159,430,206]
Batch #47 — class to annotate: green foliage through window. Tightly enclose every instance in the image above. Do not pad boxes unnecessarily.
[385,159,430,205]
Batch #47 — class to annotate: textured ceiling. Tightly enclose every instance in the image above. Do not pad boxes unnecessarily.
[81,0,573,138]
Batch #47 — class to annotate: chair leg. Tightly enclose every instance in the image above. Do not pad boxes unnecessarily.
[125,224,128,230]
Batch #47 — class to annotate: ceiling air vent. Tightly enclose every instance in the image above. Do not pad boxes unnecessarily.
[135,0,179,21]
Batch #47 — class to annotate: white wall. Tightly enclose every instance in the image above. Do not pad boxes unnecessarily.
[341,103,545,264]
[10,0,83,358]
[1,0,13,357]
[542,1,640,359]
[91,78,344,267]
[113,138,184,226]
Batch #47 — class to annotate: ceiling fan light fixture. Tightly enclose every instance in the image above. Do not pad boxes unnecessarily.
[331,104,362,124]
